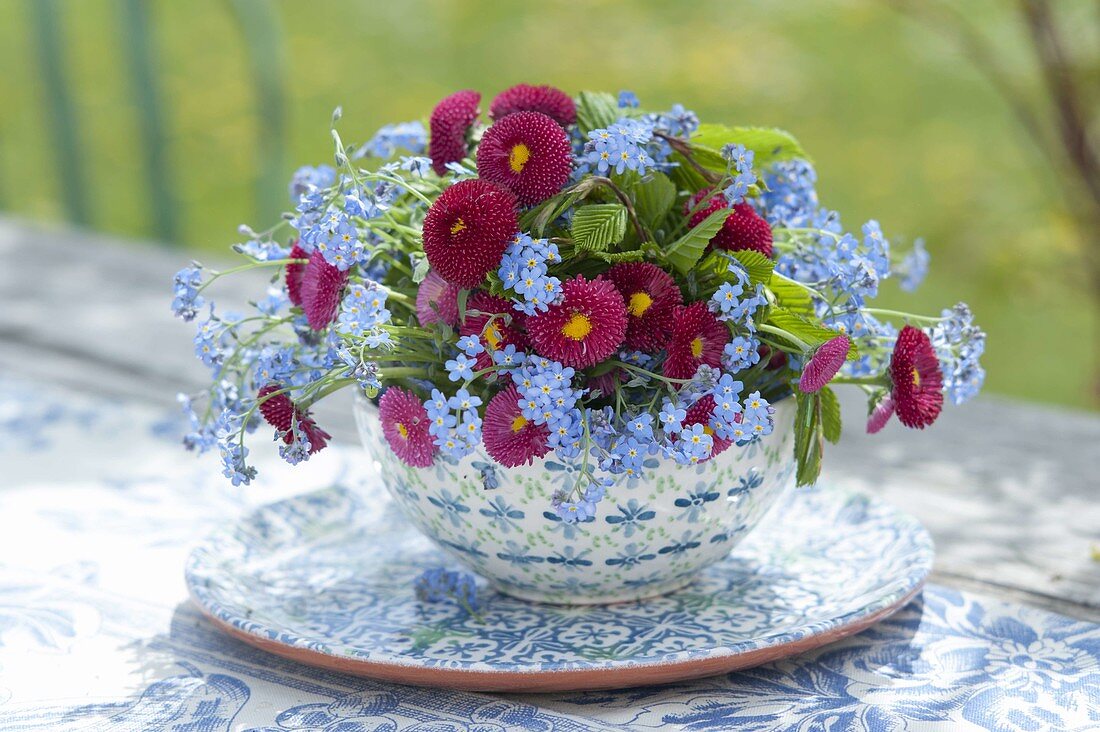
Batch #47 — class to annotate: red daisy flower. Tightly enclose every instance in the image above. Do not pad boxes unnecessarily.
[526,275,627,369]
[416,270,461,327]
[663,302,730,380]
[866,393,895,434]
[489,84,576,127]
[429,90,480,176]
[476,111,573,206]
[682,395,732,458]
[459,291,528,371]
[798,335,851,393]
[300,249,349,330]
[257,385,330,454]
[889,325,944,429]
[378,387,435,467]
[422,179,518,288]
[483,384,551,467]
[285,241,308,307]
[686,191,773,258]
[606,262,683,351]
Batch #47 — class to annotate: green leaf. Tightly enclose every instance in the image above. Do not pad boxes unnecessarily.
[456,288,470,325]
[730,250,774,285]
[592,249,646,264]
[690,124,809,170]
[411,253,430,284]
[667,151,714,192]
[793,391,823,486]
[632,172,676,232]
[767,307,858,359]
[820,386,842,444]
[665,207,729,274]
[571,203,627,252]
[575,91,620,134]
[768,276,814,315]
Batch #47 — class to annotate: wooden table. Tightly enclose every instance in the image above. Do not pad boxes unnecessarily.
[2,217,1098,623]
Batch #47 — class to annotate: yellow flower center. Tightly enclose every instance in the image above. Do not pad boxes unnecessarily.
[912,366,921,387]
[484,322,502,349]
[690,337,705,358]
[396,423,409,439]
[561,312,593,341]
[628,291,653,318]
[511,414,528,432]
[450,218,467,235]
[703,425,714,436]
[509,143,531,173]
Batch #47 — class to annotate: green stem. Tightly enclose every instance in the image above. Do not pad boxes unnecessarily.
[757,323,811,352]
[198,258,306,294]
[861,308,944,324]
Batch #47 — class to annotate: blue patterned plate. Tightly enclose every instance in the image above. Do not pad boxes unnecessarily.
[186,483,932,692]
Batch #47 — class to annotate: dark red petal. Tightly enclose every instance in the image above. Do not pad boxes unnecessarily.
[489,84,576,127]
[285,241,308,307]
[429,90,480,176]
[300,249,348,330]
[889,325,944,429]
[422,179,518,288]
[476,111,573,206]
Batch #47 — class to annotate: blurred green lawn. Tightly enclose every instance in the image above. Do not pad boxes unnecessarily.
[0,0,1095,408]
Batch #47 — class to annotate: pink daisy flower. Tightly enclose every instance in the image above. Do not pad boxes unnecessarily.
[606,262,683,351]
[663,302,730,380]
[422,179,518,288]
[429,90,480,176]
[476,111,573,206]
[483,384,551,467]
[526,275,627,369]
[459,291,528,371]
[489,84,576,127]
[416,270,461,327]
[300,249,349,330]
[866,393,896,434]
[798,335,851,393]
[378,387,435,467]
[257,385,330,454]
[889,325,944,429]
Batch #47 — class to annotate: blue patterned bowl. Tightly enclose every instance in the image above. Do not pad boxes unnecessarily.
[354,395,796,604]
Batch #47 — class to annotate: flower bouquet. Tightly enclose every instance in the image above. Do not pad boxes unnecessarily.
[173,84,984,602]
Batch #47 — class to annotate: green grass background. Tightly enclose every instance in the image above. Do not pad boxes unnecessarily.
[0,0,1096,408]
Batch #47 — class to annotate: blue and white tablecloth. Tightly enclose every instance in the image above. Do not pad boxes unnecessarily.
[0,377,1097,731]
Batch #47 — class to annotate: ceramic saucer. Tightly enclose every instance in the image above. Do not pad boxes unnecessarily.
[186,483,932,692]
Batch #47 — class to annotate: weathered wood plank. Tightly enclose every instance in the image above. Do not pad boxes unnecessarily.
[2,218,1098,619]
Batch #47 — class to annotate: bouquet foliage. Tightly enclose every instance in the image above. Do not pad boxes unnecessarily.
[173,84,985,522]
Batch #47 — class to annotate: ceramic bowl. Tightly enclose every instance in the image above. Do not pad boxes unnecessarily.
[354,394,797,604]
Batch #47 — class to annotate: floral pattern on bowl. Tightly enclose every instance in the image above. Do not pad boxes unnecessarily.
[355,394,797,603]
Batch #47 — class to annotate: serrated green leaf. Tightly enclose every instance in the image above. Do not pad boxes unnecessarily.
[768,276,814,315]
[665,207,729,274]
[820,386,842,444]
[575,91,620,134]
[592,249,646,264]
[730,250,775,285]
[633,173,676,233]
[794,391,823,486]
[690,124,809,170]
[767,307,858,359]
[571,203,627,252]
